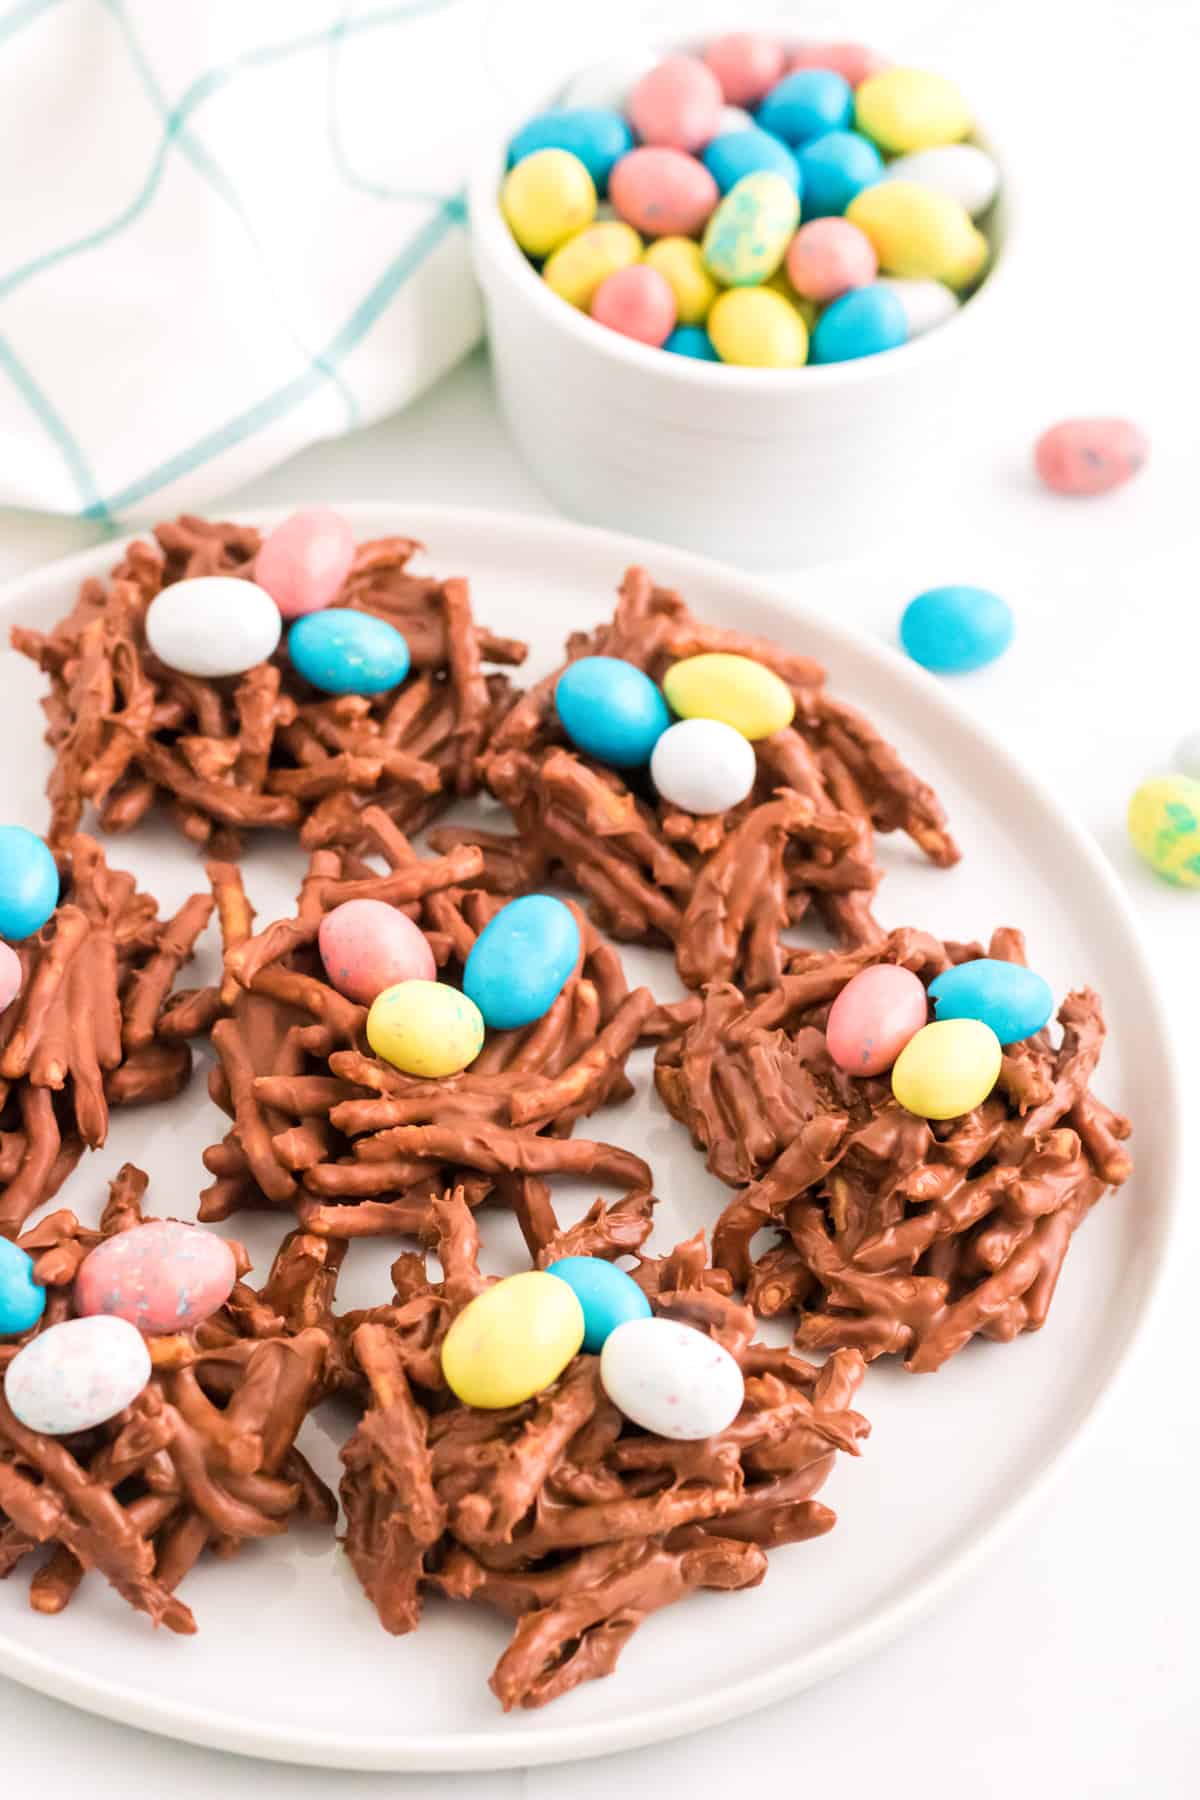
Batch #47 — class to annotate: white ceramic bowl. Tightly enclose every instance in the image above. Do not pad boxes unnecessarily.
[469,31,1011,568]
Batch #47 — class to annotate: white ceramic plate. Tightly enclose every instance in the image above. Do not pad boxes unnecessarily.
[0,505,1179,1771]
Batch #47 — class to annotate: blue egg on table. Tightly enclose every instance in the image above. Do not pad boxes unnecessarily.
[664,324,719,360]
[702,128,800,194]
[547,1255,651,1353]
[555,655,670,768]
[929,959,1054,1045]
[462,894,581,1031]
[288,610,411,695]
[0,1238,46,1336]
[900,586,1014,674]
[810,285,908,364]
[507,108,634,193]
[796,129,882,217]
[0,826,59,941]
[756,69,853,147]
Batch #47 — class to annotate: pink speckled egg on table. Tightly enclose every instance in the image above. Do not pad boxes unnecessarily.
[1033,419,1149,496]
[628,55,723,151]
[254,506,356,619]
[826,963,929,1076]
[609,146,720,238]
[75,1221,237,1334]
[319,898,437,1004]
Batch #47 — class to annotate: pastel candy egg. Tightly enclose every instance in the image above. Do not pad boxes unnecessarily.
[508,109,634,193]
[789,43,890,88]
[1174,732,1200,781]
[900,586,1014,674]
[628,55,723,152]
[0,1239,46,1336]
[1127,776,1200,887]
[875,276,960,338]
[929,959,1054,1045]
[826,964,928,1075]
[561,50,658,113]
[757,69,853,148]
[642,237,718,325]
[600,1316,745,1440]
[463,894,580,1030]
[763,268,819,330]
[702,171,800,286]
[288,609,410,695]
[546,1256,651,1352]
[254,508,355,620]
[591,264,677,346]
[609,147,719,239]
[366,980,484,1077]
[704,33,787,107]
[795,128,883,217]
[715,106,756,135]
[855,67,973,153]
[442,1271,584,1408]
[846,182,987,287]
[881,144,999,218]
[74,1221,237,1334]
[319,898,436,1004]
[543,221,642,309]
[701,128,800,195]
[0,940,21,1015]
[1034,419,1149,497]
[501,148,596,257]
[662,653,795,740]
[892,1018,1002,1120]
[663,324,719,361]
[5,1315,151,1435]
[810,284,909,363]
[0,826,59,940]
[555,655,670,767]
[786,218,877,302]
[145,576,281,678]
[650,717,757,813]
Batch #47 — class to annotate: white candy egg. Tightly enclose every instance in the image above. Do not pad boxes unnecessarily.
[600,1316,745,1440]
[650,716,757,814]
[714,104,757,135]
[875,276,960,338]
[145,576,282,678]
[561,48,658,112]
[5,1315,151,1435]
[879,144,999,217]
[1174,731,1200,780]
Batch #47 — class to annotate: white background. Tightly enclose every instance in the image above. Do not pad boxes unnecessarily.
[1,0,1198,1792]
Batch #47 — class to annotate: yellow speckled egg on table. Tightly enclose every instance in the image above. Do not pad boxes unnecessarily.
[891,1018,1002,1119]
[707,287,808,368]
[442,1271,585,1407]
[501,148,597,257]
[1127,775,1200,887]
[543,220,642,308]
[846,181,987,287]
[366,979,484,1077]
[855,67,973,154]
[663,651,795,739]
[643,235,719,324]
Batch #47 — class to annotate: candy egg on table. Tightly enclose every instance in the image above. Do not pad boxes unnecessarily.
[462,894,581,1030]
[663,652,795,740]
[0,1238,46,1336]
[591,263,677,346]
[507,108,635,193]
[442,1271,584,1408]
[0,826,59,940]
[881,144,999,218]
[609,146,719,239]
[1174,732,1200,781]
[643,236,719,324]
[253,507,355,620]
[650,716,758,813]
[892,1018,1002,1120]
[554,655,670,767]
[701,128,800,195]
[1127,776,1200,887]
[546,1256,651,1352]
[810,284,909,363]
[826,964,928,1075]
[288,609,410,695]
[702,171,800,287]
[628,54,723,152]
[543,220,642,309]
[561,49,658,113]
[0,940,21,1015]
[795,128,883,217]
[501,148,596,257]
[855,67,973,153]
[789,42,889,88]
[4,1315,151,1435]
[367,980,485,1077]
[929,958,1054,1044]
[600,1316,745,1440]
[74,1221,237,1334]
[786,218,877,302]
[145,576,281,678]
[1034,419,1149,496]
[663,324,719,360]
[318,898,436,1003]
[757,69,853,147]
[900,585,1014,674]
[846,182,987,287]
[704,32,787,107]
[875,276,960,338]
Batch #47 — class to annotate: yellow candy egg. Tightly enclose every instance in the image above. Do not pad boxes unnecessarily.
[707,287,808,369]
[366,979,484,1078]
[442,1271,585,1408]
[891,1019,1002,1120]
[662,651,795,740]
[764,267,818,331]
[846,182,986,288]
[543,221,643,309]
[1127,776,1200,887]
[501,148,596,258]
[702,171,800,287]
[855,67,973,154]
[643,236,719,325]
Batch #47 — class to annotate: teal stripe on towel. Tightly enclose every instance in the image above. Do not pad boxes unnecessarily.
[0,335,113,523]
[0,0,64,48]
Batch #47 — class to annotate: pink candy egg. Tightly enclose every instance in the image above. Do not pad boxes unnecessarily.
[826,964,928,1076]
[254,507,356,620]
[609,147,719,238]
[319,898,436,1003]
[75,1221,237,1335]
[786,218,878,301]
[704,33,787,106]
[629,54,723,152]
[1034,419,1149,496]
[0,941,21,1015]
[591,264,677,346]
[789,42,889,88]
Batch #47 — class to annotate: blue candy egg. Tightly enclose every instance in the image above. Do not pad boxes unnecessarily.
[288,610,411,695]
[702,128,800,194]
[555,656,670,767]
[929,959,1054,1045]
[810,285,908,363]
[462,894,580,1031]
[664,324,719,360]
[756,70,853,147]
[547,1256,651,1352]
[0,826,59,941]
[507,108,634,193]
[795,129,882,217]
[0,1238,47,1336]
[900,586,1015,674]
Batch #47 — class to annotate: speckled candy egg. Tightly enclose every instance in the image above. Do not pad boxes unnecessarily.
[650,717,757,814]
[145,576,282,678]
[555,655,670,767]
[600,1316,745,1440]
[0,941,21,1016]
[508,108,635,194]
[590,264,677,346]
[855,67,973,153]
[663,653,795,740]
[0,826,59,940]
[789,43,889,88]
[757,69,853,147]
[543,220,642,309]
[795,128,883,217]
[442,1271,584,1408]
[319,899,436,1004]
[463,894,580,1030]
[929,958,1054,1044]
[501,148,596,257]
[810,284,909,363]
[628,55,723,152]
[704,33,787,106]
[703,171,800,286]
[547,1257,651,1353]
[892,1018,1002,1120]
[0,1239,46,1336]
[288,609,410,695]
[900,586,1014,674]
[643,237,719,324]
[1128,776,1200,887]
[826,964,928,1075]
[847,182,987,287]
[876,276,960,338]
[75,1221,237,1334]
[786,218,877,301]
[5,1315,151,1435]
[881,144,999,218]
[609,147,719,239]
[1034,419,1149,497]
[367,980,485,1077]
[254,508,355,619]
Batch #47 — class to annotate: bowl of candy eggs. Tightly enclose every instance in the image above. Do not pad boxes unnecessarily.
[468,26,1008,568]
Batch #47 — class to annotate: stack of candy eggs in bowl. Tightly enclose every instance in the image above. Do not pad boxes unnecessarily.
[498,31,999,368]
